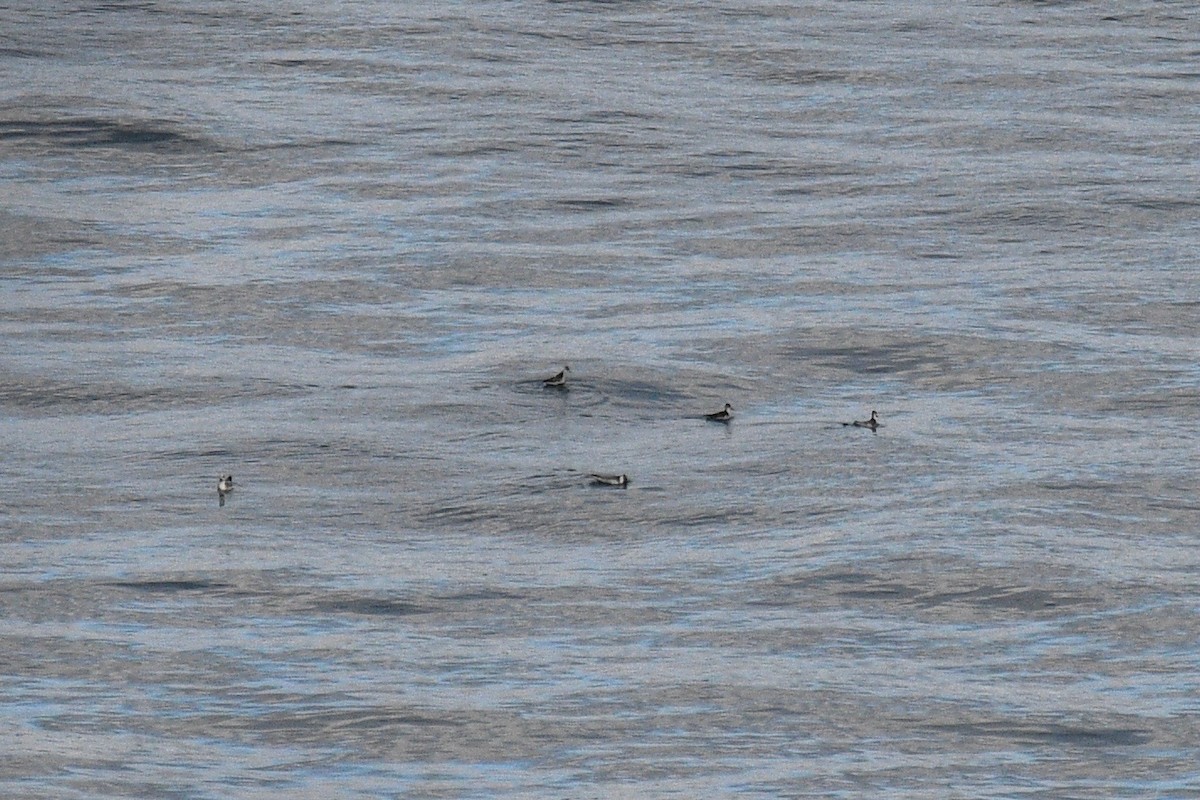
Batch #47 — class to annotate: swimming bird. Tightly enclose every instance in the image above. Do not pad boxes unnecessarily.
[705,402,734,423]
[217,475,233,506]
[543,365,570,388]
[843,410,879,431]
[591,473,629,488]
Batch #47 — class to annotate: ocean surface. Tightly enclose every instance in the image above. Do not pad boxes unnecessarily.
[3,1,1199,797]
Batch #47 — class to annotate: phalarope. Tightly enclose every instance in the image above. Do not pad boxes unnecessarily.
[591,473,628,488]
[844,410,879,431]
[705,402,734,423]
[217,475,233,506]
[543,365,570,388]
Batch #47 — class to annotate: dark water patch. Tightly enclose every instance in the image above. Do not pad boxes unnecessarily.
[557,197,631,211]
[709,460,792,479]
[589,376,695,409]
[558,377,713,420]
[0,384,182,415]
[753,570,1091,615]
[227,705,560,765]
[767,67,865,87]
[771,328,1081,394]
[1097,389,1197,415]
[707,150,791,176]
[795,570,880,589]
[760,570,873,596]
[310,596,426,617]
[796,503,853,522]
[0,47,46,58]
[427,142,521,158]
[222,705,463,747]
[193,448,237,458]
[1037,480,1118,493]
[915,251,965,261]
[916,585,1089,612]
[836,581,925,602]
[796,342,952,377]
[0,117,208,152]
[1147,498,1200,513]
[838,580,1086,613]
[81,1,160,12]
[932,720,1151,748]
[105,579,232,593]
[239,137,367,154]
[425,502,504,526]
[0,211,109,260]
[438,588,526,603]
[659,508,763,529]
[8,383,117,415]
[263,56,395,83]
[963,200,1113,236]
[545,109,656,125]
[1114,195,1198,214]
[0,374,317,416]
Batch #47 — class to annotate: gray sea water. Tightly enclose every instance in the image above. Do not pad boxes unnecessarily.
[3,1,1199,797]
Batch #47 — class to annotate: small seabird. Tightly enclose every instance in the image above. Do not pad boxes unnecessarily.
[843,410,879,431]
[591,473,629,488]
[218,475,233,506]
[543,365,570,388]
[705,402,734,423]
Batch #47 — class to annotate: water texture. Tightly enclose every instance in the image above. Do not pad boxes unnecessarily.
[2,1,1199,797]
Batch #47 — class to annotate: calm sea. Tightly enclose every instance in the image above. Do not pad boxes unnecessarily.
[3,1,1199,797]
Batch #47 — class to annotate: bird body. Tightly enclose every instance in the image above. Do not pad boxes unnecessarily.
[844,410,879,431]
[705,403,734,423]
[217,475,233,506]
[591,473,629,488]
[543,365,570,388]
